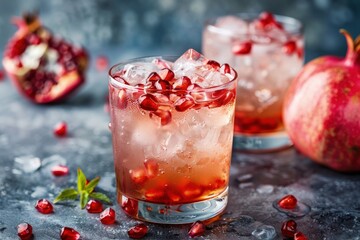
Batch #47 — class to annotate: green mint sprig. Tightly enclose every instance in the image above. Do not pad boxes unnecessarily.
[54,168,111,209]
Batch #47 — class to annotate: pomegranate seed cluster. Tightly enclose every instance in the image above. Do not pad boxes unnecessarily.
[110,49,237,126]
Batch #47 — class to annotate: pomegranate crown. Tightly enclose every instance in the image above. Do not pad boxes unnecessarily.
[340,29,360,65]
[11,11,41,37]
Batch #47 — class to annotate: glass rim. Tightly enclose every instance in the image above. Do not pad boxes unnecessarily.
[205,12,303,37]
[108,56,238,93]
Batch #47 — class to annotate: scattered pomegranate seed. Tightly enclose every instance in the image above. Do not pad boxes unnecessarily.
[151,109,172,126]
[118,89,128,109]
[0,69,4,81]
[53,122,67,137]
[188,221,205,238]
[158,68,175,81]
[232,41,252,55]
[35,199,53,214]
[144,158,159,178]
[121,198,138,216]
[96,55,109,71]
[174,97,195,112]
[60,227,80,240]
[138,94,159,111]
[129,168,148,184]
[278,194,298,209]
[51,165,69,177]
[146,72,161,82]
[100,207,116,225]
[127,223,149,239]
[283,41,297,55]
[207,60,220,70]
[155,80,172,90]
[17,223,33,240]
[173,76,192,91]
[281,219,297,238]
[294,231,309,240]
[86,199,103,213]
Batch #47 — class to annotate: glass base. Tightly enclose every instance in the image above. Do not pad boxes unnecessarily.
[233,131,292,152]
[119,188,228,224]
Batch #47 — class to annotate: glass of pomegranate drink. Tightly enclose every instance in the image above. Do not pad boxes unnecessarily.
[203,12,304,152]
[108,49,237,224]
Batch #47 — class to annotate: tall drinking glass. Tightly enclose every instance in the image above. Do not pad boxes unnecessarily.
[203,12,304,152]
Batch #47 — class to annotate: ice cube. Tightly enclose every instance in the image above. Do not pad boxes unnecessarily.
[173,49,207,78]
[132,119,159,148]
[13,155,41,174]
[215,16,249,35]
[199,70,230,88]
[251,225,277,240]
[122,62,157,85]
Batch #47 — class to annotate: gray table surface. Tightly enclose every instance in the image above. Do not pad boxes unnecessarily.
[0,54,360,240]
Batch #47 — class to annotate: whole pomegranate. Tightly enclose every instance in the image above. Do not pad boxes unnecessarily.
[3,13,88,104]
[284,30,360,172]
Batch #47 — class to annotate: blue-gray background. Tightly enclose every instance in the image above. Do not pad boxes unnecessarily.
[0,0,359,63]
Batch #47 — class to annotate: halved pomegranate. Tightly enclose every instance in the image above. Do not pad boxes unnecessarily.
[2,13,88,104]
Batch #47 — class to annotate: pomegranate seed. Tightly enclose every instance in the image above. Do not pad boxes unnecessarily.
[96,55,109,71]
[232,41,252,55]
[158,68,175,81]
[174,97,195,112]
[188,221,205,238]
[51,165,69,177]
[278,194,298,209]
[100,207,116,225]
[54,122,67,137]
[283,41,297,55]
[166,189,182,203]
[144,158,159,178]
[17,223,33,240]
[0,69,5,81]
[207,60,220,70]
[146,72,161,82]
[259,11,275,23]
[60,227,80,240]
[138,94,159,111]
[173,76,192,91]
[127,223,149,239]
[209,90,235,108]
[118,89,128,109]
[220,64,231,74]
[151,109,172,125]
[145,187,165,201]
[294,231,309,240]
[86,199,103,213]
[182,183,203,199]
[122,198,138,216]
[28,35,41,45]
[35,199,53,214]
[155,80,172,90]
[281,219,297,238]
[129,168,148,184]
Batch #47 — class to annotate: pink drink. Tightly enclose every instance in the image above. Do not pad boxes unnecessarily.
[108,49,237,224]
[203,12,304,151]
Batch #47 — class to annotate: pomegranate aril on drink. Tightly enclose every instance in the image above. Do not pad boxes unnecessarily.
[283,40,297,55]
[35,199,53,214]
[60,227,80,240]
[96,55,109,71]
[54,122,67,137]
[188,221,205,238]
[278,194,298,209]
[281,219,297,238]
[174,97,195,112]
[173,76,192,91]
[51,165,69,176]
[145,187,165,201]
[220,63,231,74]
[158,68,175,81]
[138,94,159,111]
[182,183,203,200]
[100,207,116,225]
[151,109,172,126]
[86,199,103,213]
[129,168,148,184]
[146,72,161,82]
[155,79,171,90]
[166,189,182,203]
[144,158,159,178]
[207,60,220,70]
[117,89,128,109]
[294,231,309,240]
[17,222,33,240]
[127,223,149,239]
[232,41,252,55]
[122,198,138,216]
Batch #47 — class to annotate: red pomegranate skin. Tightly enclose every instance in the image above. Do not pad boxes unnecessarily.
[283,30,360,172]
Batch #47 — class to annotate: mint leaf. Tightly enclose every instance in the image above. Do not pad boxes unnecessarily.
[80,191,89,209]
[85,176,100,193]
[54,188,78,203]
[90,192,112,204]
[77,168,86,192]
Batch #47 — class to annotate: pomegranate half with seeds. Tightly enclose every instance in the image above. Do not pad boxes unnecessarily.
[3,13,88,104]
